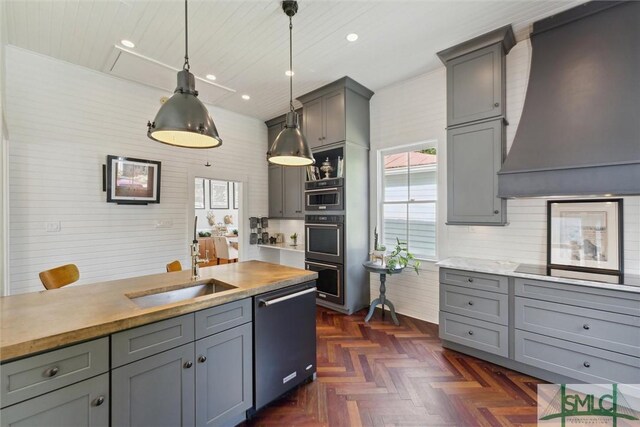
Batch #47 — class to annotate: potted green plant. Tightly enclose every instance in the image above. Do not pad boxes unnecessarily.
[385,238,420,274]
[232,229,238,236]
[290,232,298,246]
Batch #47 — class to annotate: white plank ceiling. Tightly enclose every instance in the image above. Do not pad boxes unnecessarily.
[4,0,584,121]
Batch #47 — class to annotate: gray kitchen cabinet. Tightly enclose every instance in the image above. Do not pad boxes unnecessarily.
[268,165,284,218]
[111,343,195,427]
[303,97,324,149]
[283,166,304,218]
[446,119,506,225]
[0,374,109,427]
[446,44,504,126]
[195,323,253,427]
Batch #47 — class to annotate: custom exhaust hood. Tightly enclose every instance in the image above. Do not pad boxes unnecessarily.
[497,1,640,198]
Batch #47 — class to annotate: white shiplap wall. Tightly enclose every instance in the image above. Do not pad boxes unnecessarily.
[369,39,640,324]
[5,46,268,295]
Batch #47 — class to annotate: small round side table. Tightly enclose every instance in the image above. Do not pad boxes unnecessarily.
[363,261,404,326]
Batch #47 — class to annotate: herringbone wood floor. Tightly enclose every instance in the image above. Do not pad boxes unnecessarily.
[245,307,545,427]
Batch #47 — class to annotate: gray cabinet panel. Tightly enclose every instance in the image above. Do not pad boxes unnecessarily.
[195,323,252,427]
[447,119,505,225]
[323,90,345,145]
[514,330,640,384]
[268,165,283,218]
[111,343,195,427]
[111,314,195,368]
[439,312,508,357]
[303,97,324,148]
[440,284,508,325]
[514,278,640,316]
[515,297,640,357]
[1,338,109,408]
[440,268,508,294]
[0,374,109,427]
[283,166,304,218]
[267,123,283,151]
[448,44,503,126]
[195,298,252,340]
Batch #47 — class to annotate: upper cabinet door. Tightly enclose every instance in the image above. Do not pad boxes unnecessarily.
[283,166,304,219]
[268,165,283,218]
[303,97,324,148]
[447,44,504,126]
[267,123,283,150]
[323,89,346,145]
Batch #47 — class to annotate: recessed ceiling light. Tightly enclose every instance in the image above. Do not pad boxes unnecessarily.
[242,94,251,100]
[205,74,216,81]
[346,33,358,42]
[120,39,135,48]
[285,70,295,77]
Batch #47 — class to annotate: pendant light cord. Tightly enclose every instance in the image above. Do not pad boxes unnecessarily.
[289,16,294,112]
[183,0,190,71]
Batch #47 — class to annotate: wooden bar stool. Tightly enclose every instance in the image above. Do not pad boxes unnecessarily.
[166,260,182,272]
[213,237,238,264]
[39,264,80,290]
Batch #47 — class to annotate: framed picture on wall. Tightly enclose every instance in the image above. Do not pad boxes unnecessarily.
[106,155,161,204]
[195,178,205,209]
[547,199,623,282]
[210,180,229,209]
[233,182,239,209]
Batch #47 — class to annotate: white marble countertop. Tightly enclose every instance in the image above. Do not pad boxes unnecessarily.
[437,257,640,294]
[257,243,305,253]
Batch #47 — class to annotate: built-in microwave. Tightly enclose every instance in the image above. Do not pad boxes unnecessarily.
[305,215,344,264]
[304,178,344,211]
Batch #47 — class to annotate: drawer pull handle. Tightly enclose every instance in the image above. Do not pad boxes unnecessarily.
[184,361,193,369]
[93,396,105,407]
[583,361,590,368]
[468,301,474,306]
[583,324,590,330]
[44,367,59,378]
[198,355,207,363]
[468,330,474,336]
[467,278,474,283]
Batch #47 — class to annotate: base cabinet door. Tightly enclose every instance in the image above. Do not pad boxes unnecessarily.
[111,343,195,427]
[195,323,253,427]
[0,374,109,427]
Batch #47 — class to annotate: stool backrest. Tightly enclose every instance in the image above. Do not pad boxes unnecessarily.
[166,260,182,272]
[39,264,80,290]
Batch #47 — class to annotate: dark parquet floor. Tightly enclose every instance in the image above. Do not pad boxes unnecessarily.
[244,307,545,427]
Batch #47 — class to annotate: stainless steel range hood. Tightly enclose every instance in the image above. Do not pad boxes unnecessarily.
[498,1,640,198]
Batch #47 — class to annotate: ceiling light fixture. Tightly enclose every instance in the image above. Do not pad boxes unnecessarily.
[267,0,314,167]
[147,0,222,149]
[120,39,135,48]
[205,74,217,81]
[242,94,251,100]
[346,33,358,42]
[285,70,294,76]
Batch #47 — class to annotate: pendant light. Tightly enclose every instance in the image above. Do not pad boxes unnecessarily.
[147,0,222,149]
[267,0,315,167]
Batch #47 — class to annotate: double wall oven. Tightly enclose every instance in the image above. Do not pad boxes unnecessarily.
[305,215,344,305]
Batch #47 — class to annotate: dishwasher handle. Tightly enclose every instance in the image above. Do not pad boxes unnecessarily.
[259,287,317,307]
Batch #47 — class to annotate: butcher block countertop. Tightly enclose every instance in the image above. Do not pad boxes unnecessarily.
[0,261,317,362]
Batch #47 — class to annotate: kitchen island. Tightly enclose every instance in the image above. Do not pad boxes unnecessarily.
[0,261,317,426]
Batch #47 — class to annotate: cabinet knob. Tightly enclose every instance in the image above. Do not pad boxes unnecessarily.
[583,361,591,368]
[494,102,500,108]
[468,301,474,306]
[467,278,474,283]
[184,361,193,369]
[44,367,59,378]
[93,396,105,407]
[494,210,500,214]
[468,330,474,336]
[583,324,590,330]
[198,355,207,363]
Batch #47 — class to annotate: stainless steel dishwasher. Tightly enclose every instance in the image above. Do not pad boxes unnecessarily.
[252,281,317,411]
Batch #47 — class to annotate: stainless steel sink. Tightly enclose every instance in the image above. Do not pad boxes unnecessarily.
[128,281,237,309]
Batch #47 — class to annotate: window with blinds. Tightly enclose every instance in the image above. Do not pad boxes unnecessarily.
[380,145,437,259]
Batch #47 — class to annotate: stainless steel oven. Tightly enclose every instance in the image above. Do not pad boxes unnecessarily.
[305,260,344,306]
[305,215,344,264]
[305,178,344,211]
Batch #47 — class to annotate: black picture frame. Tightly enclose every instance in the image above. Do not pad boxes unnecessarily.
[106,155,161,205]
[233,182,239,209]
[547,199,623,282]
[209,180,229,209]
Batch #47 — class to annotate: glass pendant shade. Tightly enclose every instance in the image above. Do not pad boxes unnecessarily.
[268,111,314,166]
[148,70,222,149]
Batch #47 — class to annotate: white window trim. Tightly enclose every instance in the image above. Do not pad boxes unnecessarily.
[377,140,439,262]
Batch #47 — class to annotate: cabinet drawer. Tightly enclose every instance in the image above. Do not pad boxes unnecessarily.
[515,297,640,357]
[1,338,109,408]
[440,268,508,294]
[440,284,508,325]
[111,314,194,368]
[514,330,640,384]
[514,278,640,316]
[195,298,252,339]
[439,312,508,357]
[0,373,109,426]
